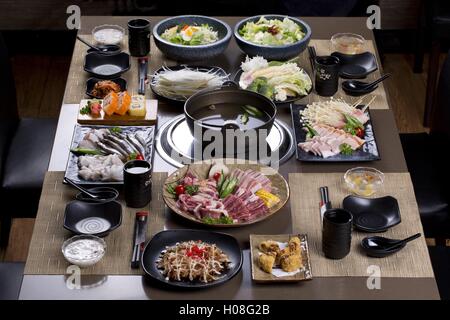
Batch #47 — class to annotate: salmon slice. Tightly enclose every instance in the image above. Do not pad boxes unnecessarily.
[115,91,131,116]
[103,92,119,116]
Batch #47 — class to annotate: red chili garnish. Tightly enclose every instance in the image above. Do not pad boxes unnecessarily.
[182,24,189,31]
[268,25,279,35]
[186,245,205,258]
[356,127,365,138]
[213,172,221,182]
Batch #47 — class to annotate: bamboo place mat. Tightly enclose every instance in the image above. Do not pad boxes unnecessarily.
[24,171,167,275]
[289,172,434,278]
[64,37,389,109]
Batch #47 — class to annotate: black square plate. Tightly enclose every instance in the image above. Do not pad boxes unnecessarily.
[64,200,122,237]
[291,104,381,162]
[84,52,130,79]
[343,195,401,232]
[331,52,378,79]
[141,230,243,288]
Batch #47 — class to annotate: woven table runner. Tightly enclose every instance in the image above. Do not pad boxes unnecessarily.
[289,172,434,278]
[64,38,389,109]
[24,171,167,275]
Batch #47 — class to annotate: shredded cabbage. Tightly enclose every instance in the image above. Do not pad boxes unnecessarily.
[239,56,312,102]
[239,16,305,46]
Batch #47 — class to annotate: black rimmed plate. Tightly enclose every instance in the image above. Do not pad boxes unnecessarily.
[64,124,155,186]
[86,77,127,99]
[291,104,380,162]
[141,230,243,288]
[343,195,401,232]
[63,200,122,237]
[150,65,229,104]
[84,52,130,79]
[331,52,378,79]
[234,69,312,105]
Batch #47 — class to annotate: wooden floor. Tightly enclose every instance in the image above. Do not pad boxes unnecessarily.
[0,52,439,262]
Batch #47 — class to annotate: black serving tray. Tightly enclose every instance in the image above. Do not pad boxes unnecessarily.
[291,104,380,162]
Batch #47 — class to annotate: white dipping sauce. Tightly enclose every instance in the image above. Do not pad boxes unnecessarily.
[94,28,123,44]
[63,239,105,265]
[126,167,149,174]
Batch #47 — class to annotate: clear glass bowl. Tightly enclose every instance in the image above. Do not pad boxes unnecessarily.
[331,33,366,55]
[62,235,106,268]
[92,25,125,45]
[344,167,384,197]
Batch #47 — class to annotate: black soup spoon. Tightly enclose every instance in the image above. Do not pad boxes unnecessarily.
[343,73,391,96]
[361,233,421,258]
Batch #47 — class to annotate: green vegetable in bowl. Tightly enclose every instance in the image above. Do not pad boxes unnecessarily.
[161,24,219,46]
[246,77,275,100]
[239,16,305,46]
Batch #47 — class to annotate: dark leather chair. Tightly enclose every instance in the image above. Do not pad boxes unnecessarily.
[401,50,450,240]
[0,262,25,300]
[0,34,57,246]
[414,0,450,126]
[428,246,450,300]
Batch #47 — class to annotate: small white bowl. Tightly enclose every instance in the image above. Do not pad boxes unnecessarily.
[62,235,106,268]
[92,25,125,45]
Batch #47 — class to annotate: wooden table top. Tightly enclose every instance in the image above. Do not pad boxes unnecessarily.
[19,16,439,300]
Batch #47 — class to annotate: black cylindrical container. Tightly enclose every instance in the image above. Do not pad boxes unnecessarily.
[123,160,152,208]
[314,56,340,96]
[322,208,353,259]
[128,19,151,57]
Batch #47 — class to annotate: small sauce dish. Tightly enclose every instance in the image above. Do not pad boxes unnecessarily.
[62,235,106,267]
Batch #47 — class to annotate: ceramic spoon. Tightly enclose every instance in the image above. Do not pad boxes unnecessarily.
[342,73,391,96]
[361,233,421,258]
[64,178,117,201]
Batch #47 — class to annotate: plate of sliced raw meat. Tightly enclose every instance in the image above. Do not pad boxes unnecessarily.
[291,101,380,162]
[163,159,289,227]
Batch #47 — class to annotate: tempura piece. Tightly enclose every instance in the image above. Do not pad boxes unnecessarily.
[259,240,280,255]
[280,254,302,272]
[258,253,275,273]
[288,237,301,256]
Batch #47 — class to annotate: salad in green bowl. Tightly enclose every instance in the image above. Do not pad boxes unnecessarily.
[161,24,219,46]
[239,16,305,46]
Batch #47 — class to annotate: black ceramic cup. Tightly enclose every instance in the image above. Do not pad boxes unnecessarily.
[314,55,340,96]
[322,208,353,259]
[123,160,152,208]
[128,18,151,57]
